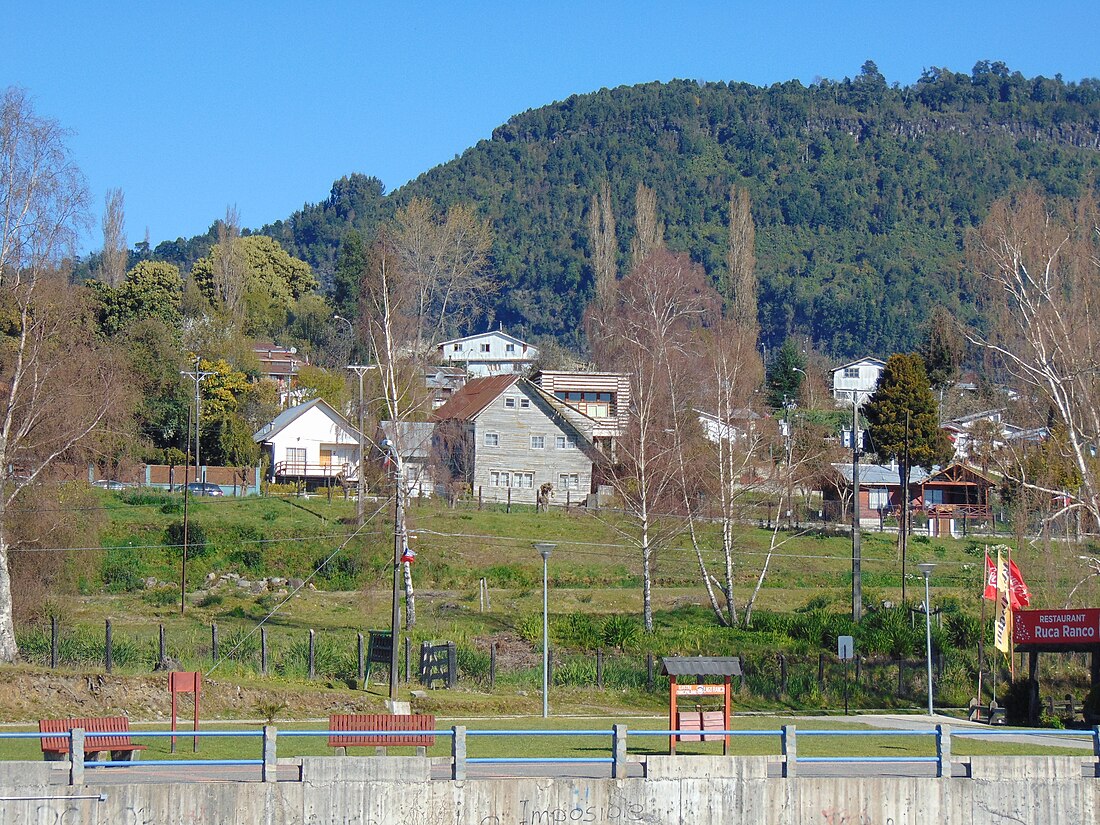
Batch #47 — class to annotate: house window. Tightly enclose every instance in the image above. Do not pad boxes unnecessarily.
[868,487,889,510]
[480,343,491,353]
[484,432,499,447]
[558,473,580,491]
[520,398,530,408]
[844,367,860,379]
[531,435,544,449]
[490,470,510,487]
[555,435,577,450]
[286,447,307,470]
[319,448,333,467]
[505,343,515,352]
[453,343,463,352]
[512,471,533,489]
[505,397,516,408]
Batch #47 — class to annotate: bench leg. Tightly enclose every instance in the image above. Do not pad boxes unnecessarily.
[416,746,426,757]
[43,751,66,762]
[335,746,347,757]
[374,747,386,757]
[112,749,140,762]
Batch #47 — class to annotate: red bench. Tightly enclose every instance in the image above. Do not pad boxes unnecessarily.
[39,716,147,762]
[328,714,435,755]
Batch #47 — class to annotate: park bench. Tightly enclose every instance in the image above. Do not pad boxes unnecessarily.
[967,700,1006,725]
[328,713,436,756]
[677,710,726,742]
[39,716,147,762]
[1047,695,1079,721]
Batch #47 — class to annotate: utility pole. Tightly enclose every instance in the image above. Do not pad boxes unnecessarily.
[381,438,403,704]
[851,393,862,622]
[181,357,215,483]
[901,408,910,604]
[347,365,372,525]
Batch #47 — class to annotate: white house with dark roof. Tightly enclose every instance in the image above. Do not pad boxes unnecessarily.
[438,330,539,376]
[253,398,361,484]
[831,357,886,406]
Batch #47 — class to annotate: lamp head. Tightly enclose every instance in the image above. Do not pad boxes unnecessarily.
[918,562,935,578]
[534,542,556,560]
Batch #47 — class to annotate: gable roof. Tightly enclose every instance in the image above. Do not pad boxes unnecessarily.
[253,397,359,443]
[831,463,930,486]
[432,374,520,421]
[437,330,532,349]
[831,357,887,373]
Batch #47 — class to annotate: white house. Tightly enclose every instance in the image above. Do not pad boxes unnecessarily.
[831,357,886,406]
[438,330,539,376]
[253,398,362,484]
[697,408,762,443]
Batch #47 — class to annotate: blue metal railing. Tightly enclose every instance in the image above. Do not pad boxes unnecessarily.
[2,721,1097,785]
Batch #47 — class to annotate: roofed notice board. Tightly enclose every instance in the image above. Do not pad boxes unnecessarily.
[1014,609,1100,646]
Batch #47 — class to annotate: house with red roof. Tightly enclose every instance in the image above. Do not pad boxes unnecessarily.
[432,374,599,504]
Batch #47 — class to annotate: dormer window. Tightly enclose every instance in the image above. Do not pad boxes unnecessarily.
[844,367,860,379]
[505,397,516,408]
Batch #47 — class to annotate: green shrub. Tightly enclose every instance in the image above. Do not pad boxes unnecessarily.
[197,593,223,608]
[553,612,601,650]
[456,645,491,682]
[514,614,542,646]
[601,615,641,651]
[165,521,210,559]
[142,587,177,607]
[101,547,145,593]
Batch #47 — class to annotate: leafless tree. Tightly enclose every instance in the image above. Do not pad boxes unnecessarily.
[391,197,493,352]
[0,87,134,660]
[587,248,718,632]
[211,205,247,319]
[967,187,1100,529]
[725,186,757,331]
[628,183,663,270]
[99,187,127,287]
[587,180,617,309]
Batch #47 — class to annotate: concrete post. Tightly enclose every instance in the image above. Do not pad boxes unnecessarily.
[262,726,278,783]
[936,724,951,779]
[452,725,466,781]
[781,725,796,778]
[1092,725,1100,768]
[70,728,85,786]
[612,724,628,779]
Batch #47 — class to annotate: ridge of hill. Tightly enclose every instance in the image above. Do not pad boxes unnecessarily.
[157,64,1100,358]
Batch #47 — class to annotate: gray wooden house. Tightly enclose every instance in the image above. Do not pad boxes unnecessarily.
[432,374,598,504]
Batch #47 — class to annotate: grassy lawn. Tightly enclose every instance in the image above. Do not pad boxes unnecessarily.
[0,715,1087,762]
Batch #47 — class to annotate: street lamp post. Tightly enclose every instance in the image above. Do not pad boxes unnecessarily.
[534,542,556,718]
[919,562,936,716]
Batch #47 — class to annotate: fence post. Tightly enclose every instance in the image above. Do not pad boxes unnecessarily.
[105,619,113,674]
[507,488,511,513]
[597,648,604,689]
[612,724,628,778]
[159,624,166,664]
[261,628,268,676]
[211,623,219,665]
[262,725,278,783]
[357,633,364,684]
[50,616,58,669]
[451,725,466,781]
[489,642,497,689]
[447,642,457,688]
[646,653,654,691]
[936,724,952,779]
[405,636,412,683]
[779,654,788,695]
[70,727,85,787]
[855,654,862,684]
[478,486,482,510]
[308,629,316,680]
[818,653,825,689]
[781,725,796,778]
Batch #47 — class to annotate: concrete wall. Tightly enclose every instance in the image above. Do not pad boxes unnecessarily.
[1,755,1097,825]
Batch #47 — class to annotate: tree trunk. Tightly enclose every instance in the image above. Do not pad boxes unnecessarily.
[0,533,15,662]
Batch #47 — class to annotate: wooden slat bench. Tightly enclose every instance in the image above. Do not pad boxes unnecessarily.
[328,714,435,756]
[677,710,725,742]
[967,703,1006,725]
[39,716,147,762]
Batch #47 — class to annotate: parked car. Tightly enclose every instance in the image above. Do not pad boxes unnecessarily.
[91,479,130,490]
[186,482,224,497]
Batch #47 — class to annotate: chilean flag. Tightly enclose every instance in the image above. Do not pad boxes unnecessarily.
[400,542,416,564]
[984,550,1030,608]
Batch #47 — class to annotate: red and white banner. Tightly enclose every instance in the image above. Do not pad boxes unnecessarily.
[983,550,1030,608]
[1013,609,1100,646]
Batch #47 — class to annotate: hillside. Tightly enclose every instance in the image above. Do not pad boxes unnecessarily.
[161,63,1100,357]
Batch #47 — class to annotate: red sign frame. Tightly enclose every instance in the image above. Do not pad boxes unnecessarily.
[1013,609,1100,646]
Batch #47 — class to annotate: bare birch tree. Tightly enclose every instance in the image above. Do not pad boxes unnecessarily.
[725,186,757,331]
[587,180,617,309]
[99,187,127,287]
[967,188,1100,528]
[588,248,718,632]
[0,88,131,661]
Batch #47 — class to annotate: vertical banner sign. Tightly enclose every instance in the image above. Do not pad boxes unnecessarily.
[994,548,1012,654]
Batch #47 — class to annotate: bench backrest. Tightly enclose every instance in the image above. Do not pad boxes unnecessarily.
[328,713,436,748]
[39,716,135,751]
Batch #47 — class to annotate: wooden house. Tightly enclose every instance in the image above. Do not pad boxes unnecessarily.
[253,398,361,486]
[432,375,598,504]
[531,370,630,453]
[437,330,539,376]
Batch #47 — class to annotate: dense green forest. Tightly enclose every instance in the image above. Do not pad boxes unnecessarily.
[138,62,1100,358]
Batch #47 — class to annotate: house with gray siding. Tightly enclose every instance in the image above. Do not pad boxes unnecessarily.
[432,374,598,504]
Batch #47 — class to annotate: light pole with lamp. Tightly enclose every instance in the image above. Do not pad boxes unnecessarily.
[919,562,936,716]
[534,542,556,718]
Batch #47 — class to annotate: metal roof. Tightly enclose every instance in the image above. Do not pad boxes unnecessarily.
[832,463,930,486]
[431,374,520,421]
[661,656,743,677]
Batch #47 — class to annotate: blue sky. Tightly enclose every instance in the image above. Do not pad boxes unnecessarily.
[3,2,1098,254]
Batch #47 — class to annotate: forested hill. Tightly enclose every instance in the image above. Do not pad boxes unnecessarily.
[183,64,1100,357]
